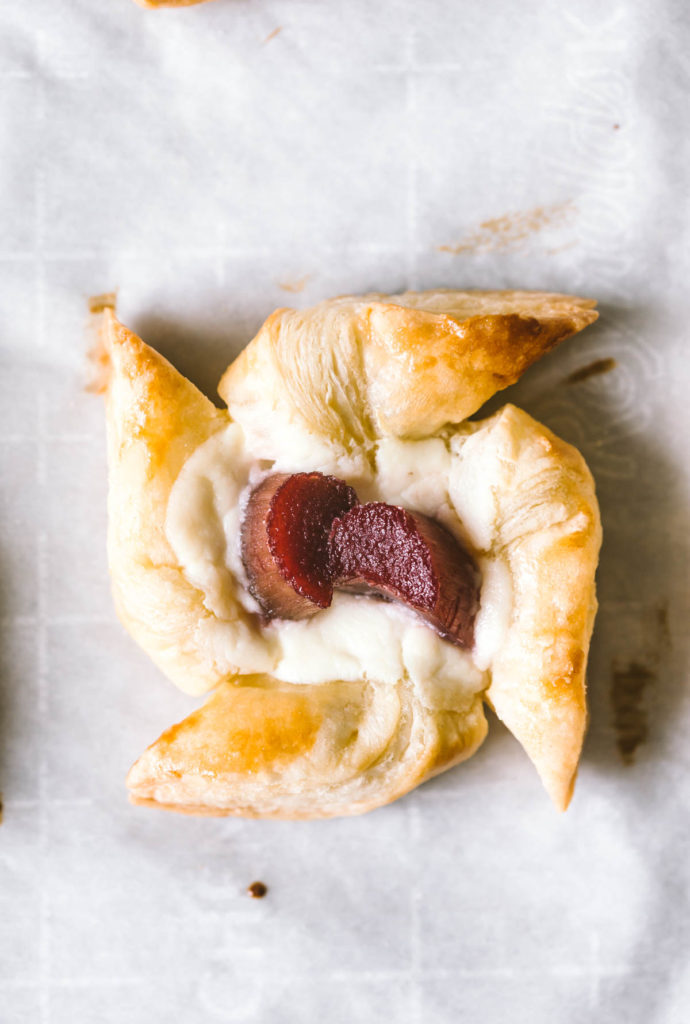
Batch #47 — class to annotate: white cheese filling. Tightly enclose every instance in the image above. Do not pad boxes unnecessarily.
[165,423,513,704]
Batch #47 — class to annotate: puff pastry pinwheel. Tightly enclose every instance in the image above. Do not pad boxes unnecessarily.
[102,290,601,818]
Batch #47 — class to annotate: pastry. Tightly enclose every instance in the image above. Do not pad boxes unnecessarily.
[102,290,601,818]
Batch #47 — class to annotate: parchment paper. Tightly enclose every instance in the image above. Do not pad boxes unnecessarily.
[1,1,689,1021]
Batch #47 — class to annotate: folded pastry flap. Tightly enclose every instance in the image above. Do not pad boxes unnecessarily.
[217,303,375,468]
[217,290,597,457]
[455,405,602,810]
[487,540,598,811]
[104,312,228,562]
[126,677,488,818]
[104,313,233,694]
[364,298,596,437]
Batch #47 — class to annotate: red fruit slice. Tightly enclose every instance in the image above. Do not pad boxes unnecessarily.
[241,472,358,620]
[329,503,479,648]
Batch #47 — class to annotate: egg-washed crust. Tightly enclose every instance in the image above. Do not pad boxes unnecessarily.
[451,404,601,810]
[102,289,601,816]
[103,312,232,695]
[126,676,488,818]
[218,290,597,455]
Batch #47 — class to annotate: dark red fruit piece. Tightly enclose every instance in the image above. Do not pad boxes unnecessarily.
[329,503,479,648]
[241,472,358,620]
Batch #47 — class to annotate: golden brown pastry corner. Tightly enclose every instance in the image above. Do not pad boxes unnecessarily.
[126,678,488,819]
[218,290,598,447]
[102,311,231,697]
[482,407,602,812]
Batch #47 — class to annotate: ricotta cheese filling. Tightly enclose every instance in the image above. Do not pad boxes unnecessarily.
[165,422,513,705]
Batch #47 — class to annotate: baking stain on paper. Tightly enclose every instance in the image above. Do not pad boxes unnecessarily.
[655,602,671,651]
[438,201,575,255]
[278,275,311,294]
[565,358,617,385]
[610,601,672,764]
[263,27,283,44]
[611,662,652,764]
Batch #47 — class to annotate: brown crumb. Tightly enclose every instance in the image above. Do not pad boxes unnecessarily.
[565,358,617,385]
[613,124,620,130]
[437,201,574,255]
[611,661,653,764]
[88,292,117,315]
[263,27,282,44]
[277,275,311,294]
[248,881,268,899]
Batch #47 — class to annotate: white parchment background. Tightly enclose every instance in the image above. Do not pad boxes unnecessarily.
[1,1,689,1022]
